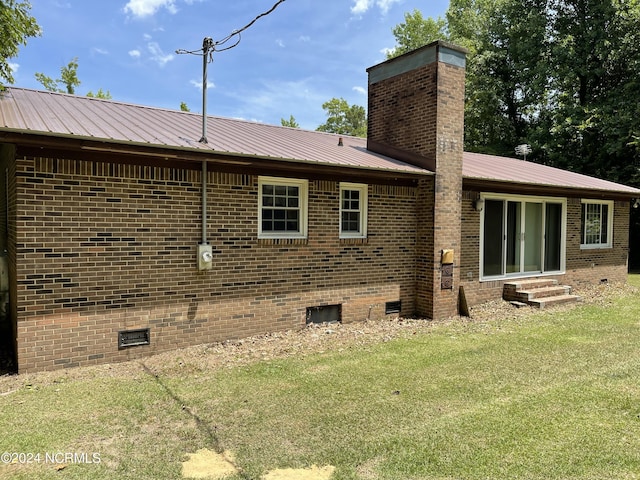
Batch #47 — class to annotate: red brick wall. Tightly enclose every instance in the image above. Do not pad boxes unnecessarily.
[13,156,418,372]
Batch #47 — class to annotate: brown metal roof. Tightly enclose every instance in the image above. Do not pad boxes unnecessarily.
[463,151,640,195]
[1,88,639,195]
[0,88,427,175]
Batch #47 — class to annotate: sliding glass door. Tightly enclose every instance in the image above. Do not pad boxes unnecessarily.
[482,196,564,278]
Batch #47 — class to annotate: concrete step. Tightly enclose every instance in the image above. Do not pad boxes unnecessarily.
[528,294,582,309]
[510,285,573,302]
[503,279,580,309]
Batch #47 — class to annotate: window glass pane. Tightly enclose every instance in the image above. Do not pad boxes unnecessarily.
[260,180,303,235]
[601,205,609,244]
[581,202,612,246]
[584,204,602,244]
[544,203,562,271]
[483,199,504,276]
[340,187,365,235]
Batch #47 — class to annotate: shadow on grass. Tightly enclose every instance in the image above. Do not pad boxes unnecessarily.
[140,363,249,478]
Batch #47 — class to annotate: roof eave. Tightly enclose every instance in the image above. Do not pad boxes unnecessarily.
[463,176,640,199]
[2,129,430,181]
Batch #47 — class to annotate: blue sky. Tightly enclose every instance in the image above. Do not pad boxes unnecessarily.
[10,0,449,130]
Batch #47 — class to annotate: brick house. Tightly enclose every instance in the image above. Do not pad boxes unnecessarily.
[1,41,638,373]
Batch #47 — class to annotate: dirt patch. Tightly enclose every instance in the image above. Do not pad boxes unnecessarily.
[180,448,334,480]
[263,465,335,480]
[181,448,238,479]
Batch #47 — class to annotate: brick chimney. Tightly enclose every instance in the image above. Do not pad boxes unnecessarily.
[366,41,467,319]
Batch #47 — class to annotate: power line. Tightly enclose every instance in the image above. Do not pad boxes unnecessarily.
[176,0,286,60]
[175,0,287,144]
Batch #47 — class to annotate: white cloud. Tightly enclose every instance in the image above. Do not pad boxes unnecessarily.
[92,47,109,55]
[351,0,401,15]
[380,47,395,57]
[8,62,19,74]
[124,0,177,18]
[225,78,327,130]
[190,79,215,90]
[147,42,174,66]
[351,0,371,15]
[276,39,285,48]
[376,0,400,14]
[298,35,310,43]
[129,49,141,58]
[352,86,366,95]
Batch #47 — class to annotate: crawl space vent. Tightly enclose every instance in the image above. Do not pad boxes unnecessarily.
[385,300,402,314]
[306,304,342,324]
[118,328,150,349]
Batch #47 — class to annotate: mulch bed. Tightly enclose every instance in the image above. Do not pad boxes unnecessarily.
[0,281,636,391]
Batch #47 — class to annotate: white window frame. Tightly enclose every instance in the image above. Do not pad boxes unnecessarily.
[339,182,368,239]
[479,193,567,281]
[580,199,614,249]
[258,176,308,239]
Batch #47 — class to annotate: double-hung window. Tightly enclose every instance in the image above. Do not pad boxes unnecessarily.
[340,183,367,238]
[580,200,613,249]
[258,177,308,238]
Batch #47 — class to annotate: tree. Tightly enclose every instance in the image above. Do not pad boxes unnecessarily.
[388,1,640,267]
[388,1,640,171]
[280,115,299,128]
[316,98,367,137]
[35,57,80,94]
[180,102,190,112]
[386,9,447,59]
[86,88,112,99]
[36,57,114,99]
[0,0,40,87]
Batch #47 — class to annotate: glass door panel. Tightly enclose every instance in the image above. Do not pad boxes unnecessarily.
[483,200,505,276]
[524,202,542,273]
[505,201,521,274]
[544,203,562,271]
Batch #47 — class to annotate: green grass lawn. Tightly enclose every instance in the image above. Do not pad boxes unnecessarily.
[1,276,640,479]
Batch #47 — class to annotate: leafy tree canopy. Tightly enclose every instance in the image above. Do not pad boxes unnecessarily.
[86,88,112,99]
[0,0,40,87]
[388,0,640,188]
[281,115,299,128]
[316,97,367,137]
[35,57,80,94]
[36,58,114,100]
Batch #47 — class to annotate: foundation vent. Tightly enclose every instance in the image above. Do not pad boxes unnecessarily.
[385,300,402,314]
[118,328,150,349]
[306,304,342,324]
